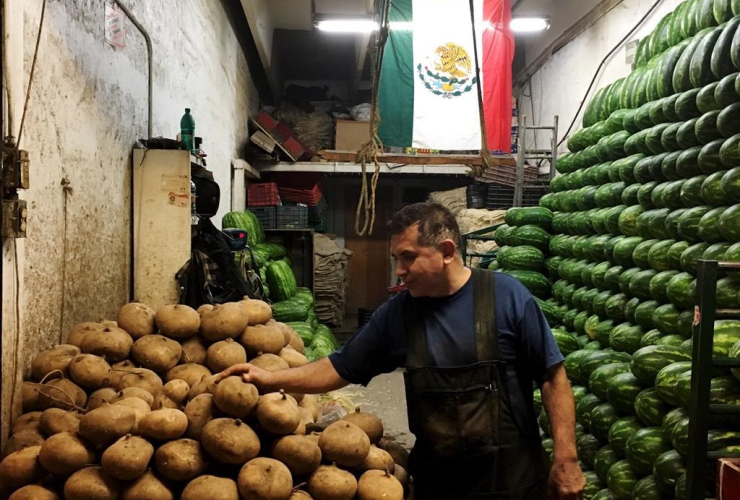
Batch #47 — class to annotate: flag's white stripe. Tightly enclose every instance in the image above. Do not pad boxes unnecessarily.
[411,0,484,150]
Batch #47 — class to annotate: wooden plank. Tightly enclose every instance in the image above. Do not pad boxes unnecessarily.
[321,150,516,166]
[133,150,191,310]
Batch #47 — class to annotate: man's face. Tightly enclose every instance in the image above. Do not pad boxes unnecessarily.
[390,225,447,297]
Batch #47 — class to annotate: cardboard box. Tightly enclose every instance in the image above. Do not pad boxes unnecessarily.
[719,458,740,500]
[335,120,371,151]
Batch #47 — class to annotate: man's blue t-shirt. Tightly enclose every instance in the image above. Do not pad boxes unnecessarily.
[329,271,564,423]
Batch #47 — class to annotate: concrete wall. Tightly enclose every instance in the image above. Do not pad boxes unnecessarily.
[2,0,259,440]
[516,0,683,150]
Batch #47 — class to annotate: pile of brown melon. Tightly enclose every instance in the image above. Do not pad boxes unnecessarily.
[0,298,410,500]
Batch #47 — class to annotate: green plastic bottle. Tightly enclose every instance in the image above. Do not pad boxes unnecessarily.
[180,108,195,153]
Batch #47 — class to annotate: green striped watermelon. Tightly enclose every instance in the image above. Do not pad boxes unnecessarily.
[223,210,265,246]
[593,319,616,345]
[604,265,626,292]
[552,329,581,357]
[634,300,659,330]
[576,393,604,429]
[720,203,740,241]
[504,207,554,229]
[619,268,641,295]
[652,449,686,496]
[511,225,552,252]
[609,416,644,453]
[607,372,645,414]
[501,270,551,299]
[632,476,663,500]
[698,138,725,175]
[594,446,622,483]
[625,427,671,475]
[583,471,606,500]
[592,489,619,500]
[649,271,679,303]
[731,339,740,380]
[653,304,682,337]
[577,433,603,469]
[664,208,687,239]
[701,170,728,207]
[618,206,645,236]
[605,293,629,322]
[609,323,645,354]
[722,166,740,202]
[628,269,658,300]
[614,237,645,267]
[640,329,664,347]
[667,240,690,269]
[677,309,695,338]
[265,260,298,301]
[713,320,740,356]
[565,350,594,384]
[591,403,621,443]
[634,388,671,426]
[677,205,712,242]
[646,239,676,272]
[655,361,693,406]
[631,344,692,385]
[661,407,688,442]
[624,297,642,324]
[680,241,711,274]
[698,206,728,243]
[580,350,633,383]
[498,245,546,272]
[606,459,641,500]
[666,272,696,309]
[589,362,632,400]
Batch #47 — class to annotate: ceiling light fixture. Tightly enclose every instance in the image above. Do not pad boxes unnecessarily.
[316,19,377,33]
[510,17,550,33]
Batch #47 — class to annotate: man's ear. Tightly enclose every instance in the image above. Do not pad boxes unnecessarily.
[439,240,457,262]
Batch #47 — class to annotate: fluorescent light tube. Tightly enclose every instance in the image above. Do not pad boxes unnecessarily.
[510,17,550,33]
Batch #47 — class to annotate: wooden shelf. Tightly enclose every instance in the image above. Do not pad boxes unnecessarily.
[321,150,515,167]
[254,161,471,175]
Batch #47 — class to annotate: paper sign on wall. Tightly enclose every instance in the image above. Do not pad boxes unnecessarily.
[105,2,125,48]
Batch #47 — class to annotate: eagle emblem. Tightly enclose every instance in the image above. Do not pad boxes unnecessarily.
[417,42,477,98]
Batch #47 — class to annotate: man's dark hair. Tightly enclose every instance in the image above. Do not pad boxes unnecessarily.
[387,202,461,249]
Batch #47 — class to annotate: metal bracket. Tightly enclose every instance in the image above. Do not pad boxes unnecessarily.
[2,146,30,190]
[2,199,27,238]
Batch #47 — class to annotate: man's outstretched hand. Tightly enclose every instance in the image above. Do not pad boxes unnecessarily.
[217,363,274,391]
[548,457,585,500]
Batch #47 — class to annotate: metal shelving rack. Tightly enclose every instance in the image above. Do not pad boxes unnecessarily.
[461,223,502,268]
[686,258,740,500]
[513,115,559,207]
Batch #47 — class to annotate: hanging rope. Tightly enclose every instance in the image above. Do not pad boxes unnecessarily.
[468,0,493,179]
[354,0,391,236]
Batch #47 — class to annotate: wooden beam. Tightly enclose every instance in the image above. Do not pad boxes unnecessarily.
[320,150,516,166]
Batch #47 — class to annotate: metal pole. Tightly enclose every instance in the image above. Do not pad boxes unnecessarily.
[550,115,559,180]
[686,259,718,500]
[114,1,153,139]
[514,115,526,207]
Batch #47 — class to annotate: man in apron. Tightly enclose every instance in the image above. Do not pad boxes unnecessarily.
[219,202,585,500]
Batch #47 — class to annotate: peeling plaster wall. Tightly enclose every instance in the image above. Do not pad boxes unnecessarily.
[517,0,682,150]
[2,0,259,440]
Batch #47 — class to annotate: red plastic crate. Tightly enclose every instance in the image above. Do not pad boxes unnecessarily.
[248,182,280,206]
[278,182,323,206]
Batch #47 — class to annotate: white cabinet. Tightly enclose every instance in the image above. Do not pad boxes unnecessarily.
[133,149,191,310]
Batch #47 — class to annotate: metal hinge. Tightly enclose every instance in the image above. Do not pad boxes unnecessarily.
[2,199,27,238]
[3,145,30,190]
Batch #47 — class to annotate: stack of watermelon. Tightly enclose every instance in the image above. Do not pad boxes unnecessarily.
[536,1,740,498]
[493,207,554,300]
[222,210,339,361]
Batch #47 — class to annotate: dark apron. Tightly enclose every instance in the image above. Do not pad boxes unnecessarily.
[403,268,548,500]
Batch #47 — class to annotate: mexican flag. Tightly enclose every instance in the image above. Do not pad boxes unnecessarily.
[377,0,514,152]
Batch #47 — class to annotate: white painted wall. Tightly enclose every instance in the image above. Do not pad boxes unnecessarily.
[517,0,684,151]
[515,0,603,67]
[1,0,259,440]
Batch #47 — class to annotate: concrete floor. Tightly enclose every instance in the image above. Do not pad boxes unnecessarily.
[332,369,415,450]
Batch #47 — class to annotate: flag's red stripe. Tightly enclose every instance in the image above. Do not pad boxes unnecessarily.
[482,0,515,153]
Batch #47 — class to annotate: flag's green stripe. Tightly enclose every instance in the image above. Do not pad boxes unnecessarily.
[377,0,413,148]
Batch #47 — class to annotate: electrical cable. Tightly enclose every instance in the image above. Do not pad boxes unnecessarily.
[557,0,664,147]
[16,0,47,149]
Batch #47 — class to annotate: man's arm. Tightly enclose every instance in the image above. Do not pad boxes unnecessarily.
[218,357,350,394]
[541,362,585,500]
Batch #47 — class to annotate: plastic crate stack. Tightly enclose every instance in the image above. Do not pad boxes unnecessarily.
[247,183,280,229]
[278,181,328,233]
